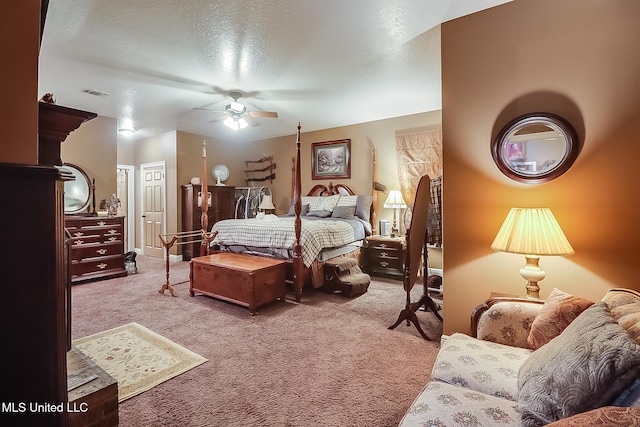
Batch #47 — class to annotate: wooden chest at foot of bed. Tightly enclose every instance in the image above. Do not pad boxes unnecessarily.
[189,253,286,314]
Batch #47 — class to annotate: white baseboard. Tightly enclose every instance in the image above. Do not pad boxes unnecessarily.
[133,248,182,262]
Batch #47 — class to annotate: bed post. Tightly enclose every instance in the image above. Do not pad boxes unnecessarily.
[200,141,209,256]
[293,123,304,301]
[371,148,377,235]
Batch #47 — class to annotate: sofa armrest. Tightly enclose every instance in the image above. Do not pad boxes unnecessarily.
[471,297,545,349]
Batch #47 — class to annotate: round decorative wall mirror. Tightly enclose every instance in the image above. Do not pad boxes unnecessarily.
[61,163,92,214]
[492,113,579,184]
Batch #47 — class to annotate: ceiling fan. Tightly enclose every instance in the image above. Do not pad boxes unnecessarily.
[194,91,278,130]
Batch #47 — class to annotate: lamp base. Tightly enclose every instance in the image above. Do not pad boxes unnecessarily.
[520,255,545,299]
[524,281,540,299]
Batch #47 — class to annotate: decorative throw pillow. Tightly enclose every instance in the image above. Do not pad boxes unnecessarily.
[355,195,372,222]
[518,301,640,427]
[306,209,332,218]
[335,195,358,207]
[527,288,594,350]
[301,195,339,212]
[331,205,356,219]
[285,203,309,217]
[611,302,640,344]
[545,407,640,427]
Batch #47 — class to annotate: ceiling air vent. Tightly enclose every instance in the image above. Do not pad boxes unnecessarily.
[82,89,109,97]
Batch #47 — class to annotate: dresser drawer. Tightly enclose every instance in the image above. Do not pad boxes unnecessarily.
[72,242,124,260]
[71,254,125,277]
[367,254,403,271]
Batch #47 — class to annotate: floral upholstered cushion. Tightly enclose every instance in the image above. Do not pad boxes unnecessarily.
[398,381,520,427]
[431,333,532,401]
[527,288,594,350]
[518,301,640,427]
[476,300,542,348]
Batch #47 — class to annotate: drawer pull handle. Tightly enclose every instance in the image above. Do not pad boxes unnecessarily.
[108,237,117,242]
[379,243,388,248]
[73,232,84,237]
[96,249,107,255]
[75,240,84,245]
[380,261,389,267]
[98,221,106,226]
[108,229,117,235]
[97,263,108,270]
[380,251,388,257]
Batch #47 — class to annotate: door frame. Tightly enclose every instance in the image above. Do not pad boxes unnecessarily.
[140,161,167,256]
[117,164,135,252]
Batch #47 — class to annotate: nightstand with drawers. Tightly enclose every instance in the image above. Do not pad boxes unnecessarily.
[364,235,406,279]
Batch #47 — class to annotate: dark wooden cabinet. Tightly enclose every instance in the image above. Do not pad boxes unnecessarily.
[65,215,127,283]
[181,184,235,260]
[364,235,406,279]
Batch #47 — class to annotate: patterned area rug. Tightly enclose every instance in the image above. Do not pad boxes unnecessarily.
[73,322,207,402]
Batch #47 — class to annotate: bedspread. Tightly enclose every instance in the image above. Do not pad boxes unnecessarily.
[211,216,358,267]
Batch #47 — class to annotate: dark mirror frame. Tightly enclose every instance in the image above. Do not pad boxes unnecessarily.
[62,163,93,214]
[492,113,579,184]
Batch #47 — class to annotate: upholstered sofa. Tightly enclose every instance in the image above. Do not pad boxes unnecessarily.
[399,288,640,426]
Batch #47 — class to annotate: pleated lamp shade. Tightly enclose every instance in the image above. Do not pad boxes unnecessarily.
[491,208,574,299]
[491,208,574,255]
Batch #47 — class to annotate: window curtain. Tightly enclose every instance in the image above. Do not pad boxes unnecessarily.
[396,129,442,246]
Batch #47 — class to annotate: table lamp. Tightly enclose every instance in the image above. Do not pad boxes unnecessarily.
[490,208,574,299]
[384,190,407,237]
[258,194,275,213]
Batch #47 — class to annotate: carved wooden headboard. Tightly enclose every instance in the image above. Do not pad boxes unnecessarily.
[306,182,355,196]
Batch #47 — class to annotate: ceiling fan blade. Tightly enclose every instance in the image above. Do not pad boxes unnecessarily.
[207,116,226,123]
[193,107,226,113]
[248,111,278,118]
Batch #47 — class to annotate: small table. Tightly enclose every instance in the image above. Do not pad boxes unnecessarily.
[363,235,406,279]
[190,253,286,314]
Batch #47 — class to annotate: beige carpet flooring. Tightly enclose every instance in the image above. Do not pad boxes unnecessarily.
[70,255,443,427]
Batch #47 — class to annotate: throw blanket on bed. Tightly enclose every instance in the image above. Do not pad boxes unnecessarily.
[212,216,357,267]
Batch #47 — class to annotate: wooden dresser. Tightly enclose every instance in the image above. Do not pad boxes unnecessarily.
[66,215,127,283]
[181,184,235,260]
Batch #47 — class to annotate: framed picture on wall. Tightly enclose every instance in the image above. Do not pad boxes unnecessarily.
[311,139,351,180]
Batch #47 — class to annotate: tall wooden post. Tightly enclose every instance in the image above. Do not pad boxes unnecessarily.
[200,141,209,256]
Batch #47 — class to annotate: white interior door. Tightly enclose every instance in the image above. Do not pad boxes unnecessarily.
[140,162,166,258]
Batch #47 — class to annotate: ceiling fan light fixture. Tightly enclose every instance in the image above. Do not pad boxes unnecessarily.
[224,116,248,130]
[228,101,246,114]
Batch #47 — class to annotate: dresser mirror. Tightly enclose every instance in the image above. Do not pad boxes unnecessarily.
[492,113,579,184]
[61,163,92,214]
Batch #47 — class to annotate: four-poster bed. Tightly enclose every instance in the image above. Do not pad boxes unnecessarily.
[210,124,377,301]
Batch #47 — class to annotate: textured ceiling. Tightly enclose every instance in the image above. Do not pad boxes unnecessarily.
[39,0,510,142]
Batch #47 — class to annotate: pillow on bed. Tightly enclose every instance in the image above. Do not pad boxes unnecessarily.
[331,205,356,219]
[302,195,340,212]
[285,203,309,217]
[355,195,372,222]
[335,195,358,207]
[307,209,332,218]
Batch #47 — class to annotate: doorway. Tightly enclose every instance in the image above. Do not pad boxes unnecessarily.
[116,164,135,253]
[140,161,166,258]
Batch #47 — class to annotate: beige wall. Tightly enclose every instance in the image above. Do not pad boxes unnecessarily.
[61,115,118,210]
[441,0,640,335]
[1,2,39,164]
[134,131,178,253]
[175,112,441,221]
